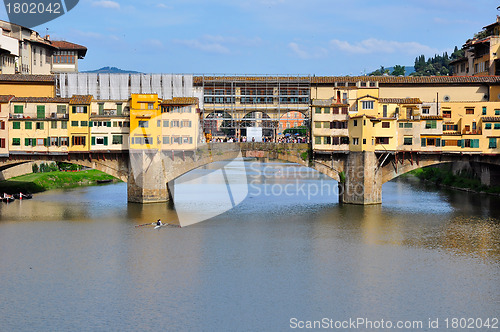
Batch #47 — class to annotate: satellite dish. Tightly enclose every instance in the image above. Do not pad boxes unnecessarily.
[443,95,451,102]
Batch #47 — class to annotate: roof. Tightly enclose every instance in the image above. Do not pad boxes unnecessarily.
[51,41,87,57]
[379,98,422,104]
[311,76,500,84]
[349,114,376,119]
[482,116,500,122]
[0,95,14,103]
[421,115,443,120]
[356,94,378,101]
[161,97,198,105]
[0,74,55,82]
[311,99,349,107]
[11,97,70,103]
[194,76,310,83]
[69,95,93,105]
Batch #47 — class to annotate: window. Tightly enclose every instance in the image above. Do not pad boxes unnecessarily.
[14,105,23,114]
[382,122,390,128]
[324,136,331,144]
[425,120,437,129]
[353,120,358,127]
[403,137,412,145]
[404,123,413,128]
[466,108,474,115]
[323,122,329,128]
[495,123,500,130]
[183,137,192,144]
[495,110,500,115]
[172,136,181,144]
[72,136,86,146]
[489,138,497,149]
[37,105,45,119]
[51,121,57,129]
[81,121,88,127]
[0,138,4,148]
[13,122,21,129]
[361,101,374,109]
[61,122,67,129]
[315,136,321,144]
[25,138,35,146]
[12,138,20,146]
[482,107,487,115]
[116,103,122,115]
[36,122,44,130]
[71,121,79,127]
[181,120,192,128]
[315,107,321,114]
[382,105,388,117]
[163,120,169,127]
[352,138,359,145]
[162,136,170,144]
[375,137,389,144]
[0,121,4,130]
[157,120,161,127]
[112,135,123,144]
[422,108,430,114]
[148,103,154,110]
[60,137,69,146]
[72,106,88,114]
[57,105,66,114]
[49,137,58,146]
[138,120,148,128]
[323,108,330,114]
[98,103,104,115]
[443,110,451,118]
[171,120,180,127]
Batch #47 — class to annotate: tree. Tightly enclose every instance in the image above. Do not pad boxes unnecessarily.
[391,65,405,76]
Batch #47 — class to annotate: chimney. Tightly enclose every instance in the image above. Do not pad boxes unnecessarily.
[45,35,50,40]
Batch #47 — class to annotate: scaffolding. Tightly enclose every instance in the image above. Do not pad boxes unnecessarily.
[197,75,311,139]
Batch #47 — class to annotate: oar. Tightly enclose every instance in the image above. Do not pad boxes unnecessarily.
[135,222,155,227]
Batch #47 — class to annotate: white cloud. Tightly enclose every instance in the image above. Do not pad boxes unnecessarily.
[91,1,120,9]
[173,39,230,54]
[330,38,438,55]
[144,39,164,48]
[288,42,327,59]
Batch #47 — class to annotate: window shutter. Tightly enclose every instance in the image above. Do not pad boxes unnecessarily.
[441,139,445,147]
[107,121,111,127]
[72,106,76,113]
[436,138,441,147]
[83,106,88,113]
[421,138,426,147]
[25,138,29,146]
[91,137,96,145]
[104,137,108,146]
[44,138,49,147]
[32,139,36,147]
[89,121,93,128]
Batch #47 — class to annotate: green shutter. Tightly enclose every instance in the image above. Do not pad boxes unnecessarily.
[25,138,29,146]
[104,137,108,146]
[72,106,76,113]
[116,104,122,115]
[44,138,48,147]
[83,106,88,113]
[14,105,23,114]
[37,106,45,119]
[25,122,32,130]
[441,139,445,147]
[13,122,20,129]
[421,138,426,147]
[107,121,111,127]
[91,137,96,145]
[436,138,441,147]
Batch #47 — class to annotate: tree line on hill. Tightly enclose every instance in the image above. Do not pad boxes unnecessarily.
[369,46,465,77]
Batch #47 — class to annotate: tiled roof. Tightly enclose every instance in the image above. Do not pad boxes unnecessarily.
[421,115,443,120]
[311,76,500,84]
[0,74,55,82]
[161,97,198,105]
[0,95,14,103]
[12,97,70,103]
[349,114,376,119]
[379,98,422,104]
[311,99,349,107]
[193,76,310,83]
[482,116,500,122]
[51,41,87,57]
[69,95,93,105]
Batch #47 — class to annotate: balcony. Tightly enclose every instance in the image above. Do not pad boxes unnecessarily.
[462,129,482,135]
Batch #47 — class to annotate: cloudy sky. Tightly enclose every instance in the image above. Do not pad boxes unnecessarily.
[0,0,497,75]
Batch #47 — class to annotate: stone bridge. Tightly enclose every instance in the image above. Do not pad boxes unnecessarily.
[1,144,499,205]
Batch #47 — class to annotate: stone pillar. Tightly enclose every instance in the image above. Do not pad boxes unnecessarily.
[127,150,169,203]
[339,151,382,205]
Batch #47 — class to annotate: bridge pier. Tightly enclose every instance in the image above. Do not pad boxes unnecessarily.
[127,151,172,203]
[339,151,382,205]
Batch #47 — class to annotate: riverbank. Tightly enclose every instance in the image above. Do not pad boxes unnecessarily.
[0,170,119,194]
[409,167,500,195]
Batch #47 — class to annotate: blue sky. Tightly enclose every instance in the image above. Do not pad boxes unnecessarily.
[0,0,497,75]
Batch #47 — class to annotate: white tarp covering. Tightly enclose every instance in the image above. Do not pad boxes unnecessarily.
[110,74,121,100]
[88,73,98,98]
[183,75,193,97]
[119,74,129,100]
[77,73,88,95]
[99,74,110,100]
[247,127,263,142]
[141,74,152,94]
[173,74,183,97]
[131,74,141,94]
[59,74,67,98]
[67,73,78,98]
[162,74,172,99]
[152,74,161,97]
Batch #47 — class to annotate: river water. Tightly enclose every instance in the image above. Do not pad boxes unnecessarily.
[0,160,498,331]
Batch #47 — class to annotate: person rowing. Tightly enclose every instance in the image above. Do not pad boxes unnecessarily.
[156,219,162,226]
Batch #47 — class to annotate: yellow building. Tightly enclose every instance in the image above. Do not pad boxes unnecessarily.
[8,97,70,154]
[129,94,161,150]
[311,99,349,151]
[0,95,13,157]
[159,97,201,150]
[68,95,92,152]
[90,100,130,152]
